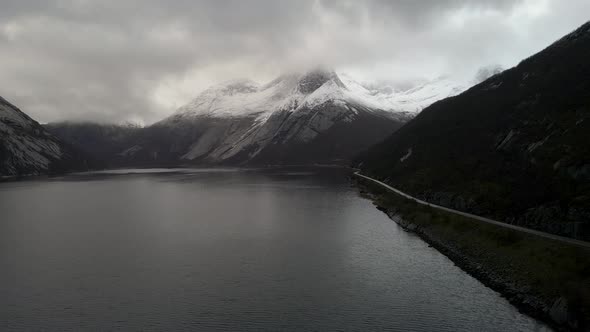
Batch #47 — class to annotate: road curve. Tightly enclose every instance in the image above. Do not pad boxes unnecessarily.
[354,172,590,249]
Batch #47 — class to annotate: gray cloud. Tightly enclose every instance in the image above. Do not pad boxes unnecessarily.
[0,0,588,124]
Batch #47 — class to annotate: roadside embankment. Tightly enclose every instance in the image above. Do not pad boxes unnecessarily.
[354,175,590,331]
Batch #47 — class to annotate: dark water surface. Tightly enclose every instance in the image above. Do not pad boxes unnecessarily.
[0,168,549,331]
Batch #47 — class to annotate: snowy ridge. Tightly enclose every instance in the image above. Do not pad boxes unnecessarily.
[301,79,347,109]
[340,74,466,115]
[170,70,466,124]
[172,76,300,121]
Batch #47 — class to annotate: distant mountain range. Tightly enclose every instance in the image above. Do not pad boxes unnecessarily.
[357,21,590,240]
[44,69,466,167]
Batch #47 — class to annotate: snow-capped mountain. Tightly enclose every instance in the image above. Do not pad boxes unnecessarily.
[122,69,428,165]
[0,96,91,176]
[172,71,465,122]
[46,69,467,166]
[340,74,466,116]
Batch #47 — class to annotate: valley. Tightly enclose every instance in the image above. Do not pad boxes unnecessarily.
[1,7,589,331]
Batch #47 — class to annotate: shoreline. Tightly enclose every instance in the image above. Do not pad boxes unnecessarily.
[0,163,353,183]
[353,176,590,331]
[376,206,552,329]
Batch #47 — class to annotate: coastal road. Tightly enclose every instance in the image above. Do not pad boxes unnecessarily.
[354,172,590,249]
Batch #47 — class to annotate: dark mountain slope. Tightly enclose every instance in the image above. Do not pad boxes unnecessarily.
[45,122,142,168]
[0,97,93,176]
[357,21,590,240]
[248,103,401,165]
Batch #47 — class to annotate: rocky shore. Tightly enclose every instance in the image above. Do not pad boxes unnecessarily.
[355,179,589,331]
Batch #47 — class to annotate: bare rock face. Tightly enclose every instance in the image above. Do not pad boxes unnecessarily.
[296,69,345,93]
[0,97,90,176]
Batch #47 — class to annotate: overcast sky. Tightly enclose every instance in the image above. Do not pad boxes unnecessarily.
[1,0,588,124]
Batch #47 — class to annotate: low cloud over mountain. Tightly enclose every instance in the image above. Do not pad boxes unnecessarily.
[1,0,589,124]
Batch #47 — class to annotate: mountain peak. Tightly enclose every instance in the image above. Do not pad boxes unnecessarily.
[211,78,260,96]
[474,65,504,84]
[169,67,468,122]
[296,68,345,94]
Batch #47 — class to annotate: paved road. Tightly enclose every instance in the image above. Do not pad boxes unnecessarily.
[354,172,590,249]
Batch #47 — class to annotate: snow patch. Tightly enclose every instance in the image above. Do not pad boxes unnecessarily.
[302,79,345,109]
[486,81,503,90]
[119,145,142,157]
[497,130,516,150]
[400,148,413,162]
[527,135,551,153]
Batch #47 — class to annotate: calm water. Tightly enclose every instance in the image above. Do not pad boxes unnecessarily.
[0,168,549,331]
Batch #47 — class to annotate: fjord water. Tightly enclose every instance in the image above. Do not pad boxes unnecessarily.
[0,168,548,331]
